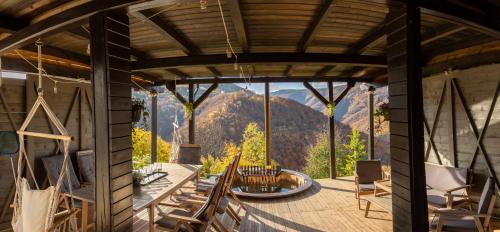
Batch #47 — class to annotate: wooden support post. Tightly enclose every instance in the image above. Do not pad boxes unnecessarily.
[264,82,271,166]
[188,83,195,144]
[90,11,133,231]
[368,86,375,160]
[327,81,335,179]
[151,90,158,162]
[446,79,457,167]
[386,2,428,231]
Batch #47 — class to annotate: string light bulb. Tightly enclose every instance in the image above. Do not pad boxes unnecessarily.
[86,44,90,55]
[53,81,58,94]
[226,47,232,58]
[200,0,208,10]
[234,62,238,71]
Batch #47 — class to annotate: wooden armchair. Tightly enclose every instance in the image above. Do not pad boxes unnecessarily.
[354,160,384,209]
[431,177,496,232]
[155,162,233,232]
[425,162,473,210]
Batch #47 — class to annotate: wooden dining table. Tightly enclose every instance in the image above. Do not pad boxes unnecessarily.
[65,163,201,232]
[133,163,201,232]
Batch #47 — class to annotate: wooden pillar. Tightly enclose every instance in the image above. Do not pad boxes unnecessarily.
[151,90,158,162]
[264,82,271,165]
[327,81,336,179]
[90,10,133,231]
[386,2,428,231]
[368,86,375,160]
[188,83,195,144]
[446,79,457,167]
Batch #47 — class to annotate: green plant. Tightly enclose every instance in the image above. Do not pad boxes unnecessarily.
[132,171,144,187]
[327,102,335,118]
[184,102,194,119]
[374,102,390,122]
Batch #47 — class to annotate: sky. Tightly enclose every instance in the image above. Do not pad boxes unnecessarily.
[236,82,344,95]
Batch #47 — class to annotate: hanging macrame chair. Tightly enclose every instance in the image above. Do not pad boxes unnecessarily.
[170,80,182,163]
[11,41,78,232]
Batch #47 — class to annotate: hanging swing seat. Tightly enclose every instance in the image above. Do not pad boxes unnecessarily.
[11,92,79,231]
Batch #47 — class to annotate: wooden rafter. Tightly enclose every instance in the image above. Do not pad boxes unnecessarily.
[421,24,467,46]
[227,0,248,52]
[303,82,328,106]
[298,0,335,52]
[419,0,500,39]
[132,10,200,55]
[0,0,145,53]
[165,82,187,104]
[166,68,191,79]
[132,53,386,71]
[171,76,367,85]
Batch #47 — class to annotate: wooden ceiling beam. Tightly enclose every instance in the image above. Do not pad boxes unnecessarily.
[227,0,249,52]
[166,68,191,79]
[0,14,29,33]
[132,10,200,55]
[128,0,198,13]
[0,0,145,54]
[169,76,370,85]
[421,24,467,46]
[298,0,335,53]
[132,53,386,71]
[419,0,500,39]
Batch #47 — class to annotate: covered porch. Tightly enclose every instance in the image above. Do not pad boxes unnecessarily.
[0,0,499,231]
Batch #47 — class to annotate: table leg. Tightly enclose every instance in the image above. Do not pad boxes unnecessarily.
[82,200,88,232]
[364,201,371,218]
[149,205,155,232]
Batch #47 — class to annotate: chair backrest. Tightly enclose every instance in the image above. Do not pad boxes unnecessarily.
[0,131,19,156]
[194,161,233,221]
[226,153,241,191]
[355,160,382,184]
[425,162,468,192]
[478,177,495,215]
[42,154,81,193]
[77,150,94,184]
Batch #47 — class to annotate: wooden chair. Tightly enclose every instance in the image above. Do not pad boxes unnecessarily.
[431,176,496,232]
[354,160,384,209]
[170,154,244,225]
[155,162,233,232]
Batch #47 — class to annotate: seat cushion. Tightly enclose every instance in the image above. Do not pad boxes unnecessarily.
[156,209,199,232]
[430,215,477,232]
[359,183,375,191]
[427,189,468,208]
[425,163,467,192]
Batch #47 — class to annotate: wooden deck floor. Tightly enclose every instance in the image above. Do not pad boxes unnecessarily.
[133,176,393,232]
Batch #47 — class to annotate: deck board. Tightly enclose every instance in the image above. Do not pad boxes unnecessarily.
[133,176,393,232]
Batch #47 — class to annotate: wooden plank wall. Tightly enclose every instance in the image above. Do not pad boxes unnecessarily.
[90,10,133,231]
[0,78,25,224]
[0,76,93,224]
[423,63,500,198]
[386,3,428,231]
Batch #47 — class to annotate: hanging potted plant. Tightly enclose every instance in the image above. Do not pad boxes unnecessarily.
[327,102,335,118]
[374,102,390,122]
[132,99,145,123]
[184,102,194,120]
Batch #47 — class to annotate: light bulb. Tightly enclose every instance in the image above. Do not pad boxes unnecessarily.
[53,82,58,94]
[200,0,207,9]
[226,48,232,58]
[234,62,238,71]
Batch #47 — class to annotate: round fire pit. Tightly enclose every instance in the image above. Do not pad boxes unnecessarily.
[232,168,313,199]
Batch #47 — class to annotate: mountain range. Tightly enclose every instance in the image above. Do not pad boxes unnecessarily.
[133,83,389,170]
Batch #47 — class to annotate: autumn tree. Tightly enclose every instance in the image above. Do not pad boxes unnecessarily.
[132,128,172,170]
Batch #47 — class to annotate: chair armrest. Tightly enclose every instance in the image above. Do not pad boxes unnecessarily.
[434,208,487,218]
[445,185,471,194]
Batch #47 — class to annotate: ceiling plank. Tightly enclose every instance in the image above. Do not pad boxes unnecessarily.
[0,0,145,54]
[132,53,387,71]
[298,0,335,52]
